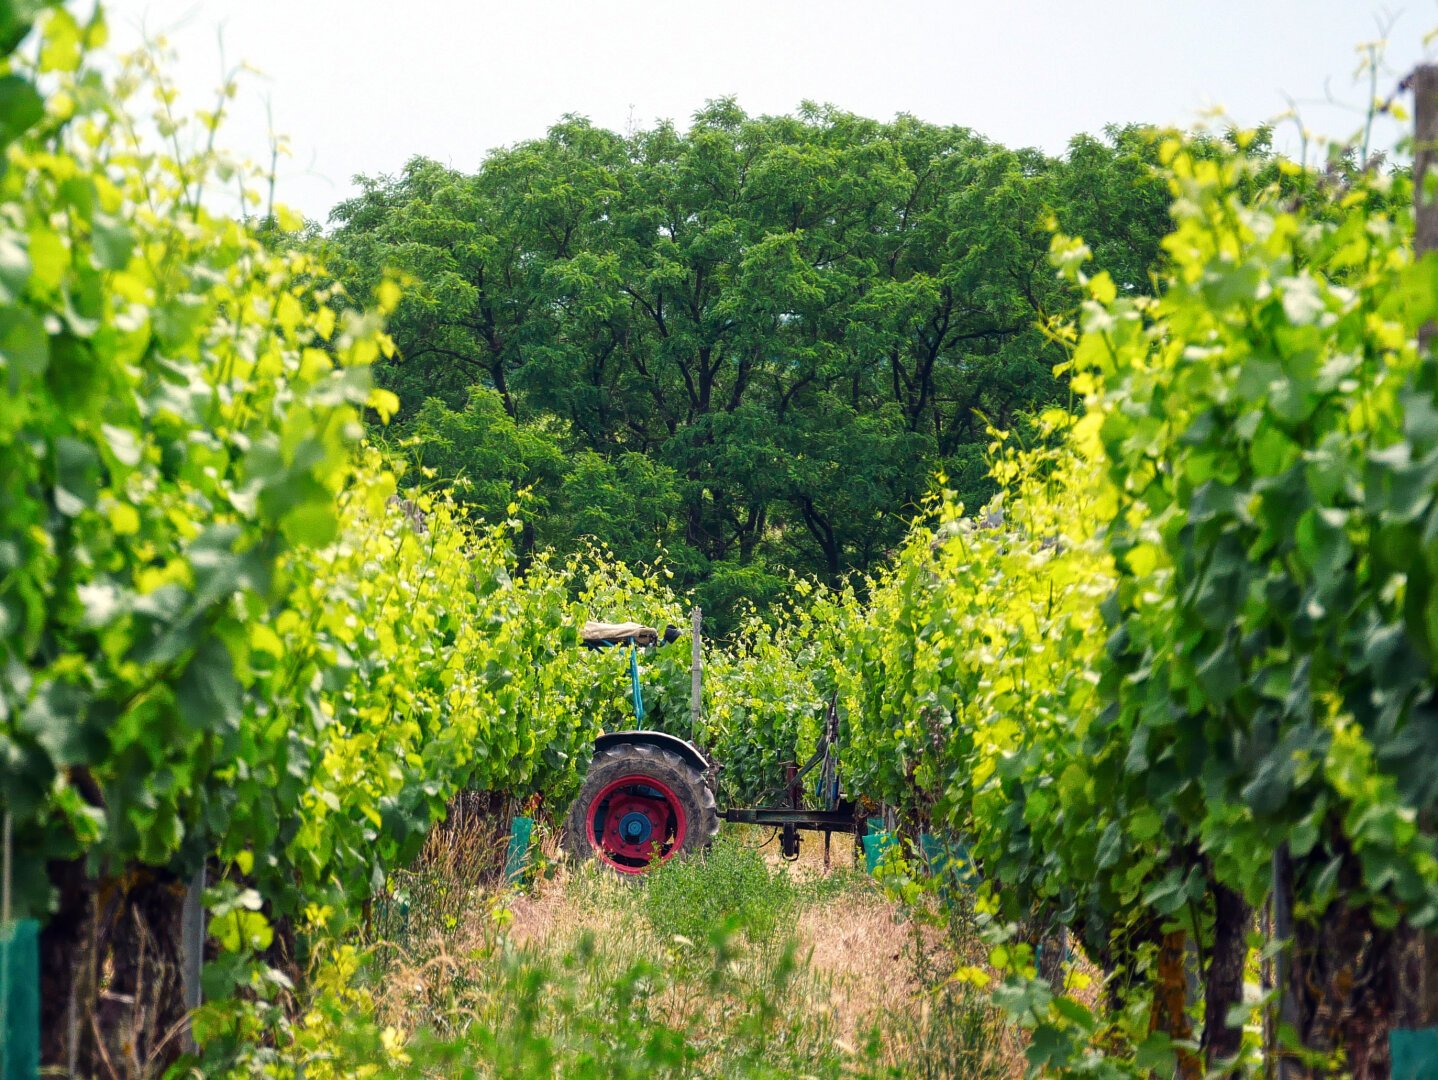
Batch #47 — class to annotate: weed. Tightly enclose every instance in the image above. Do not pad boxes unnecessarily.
[643,835,797,948]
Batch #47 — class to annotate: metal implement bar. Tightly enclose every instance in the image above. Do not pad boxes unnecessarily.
[723,805,867,833]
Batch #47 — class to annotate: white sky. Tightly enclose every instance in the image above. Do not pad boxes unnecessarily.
[99,0,1435,224]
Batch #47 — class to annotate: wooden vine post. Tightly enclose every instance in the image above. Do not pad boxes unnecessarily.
[1271,845,1300,1080]
[179,867,206,1053]
[1416,65,1438,315]
[690,607,703,742]
[1401,62,1438,1063]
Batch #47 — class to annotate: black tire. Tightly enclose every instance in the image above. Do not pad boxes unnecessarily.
[564,742,719,872]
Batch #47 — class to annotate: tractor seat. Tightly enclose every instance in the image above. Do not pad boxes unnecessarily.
[581,621,659,648]
[580,621,682,649]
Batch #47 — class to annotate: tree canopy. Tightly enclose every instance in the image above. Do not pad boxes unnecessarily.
[326,102,1173,622]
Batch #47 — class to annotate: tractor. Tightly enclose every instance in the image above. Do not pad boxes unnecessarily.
[563,619,869,874]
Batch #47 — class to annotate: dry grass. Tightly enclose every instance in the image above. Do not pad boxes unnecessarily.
[414,790,525,885]
[795,893,934,1042]
[730,824,1022,1074]
[364,813,1031,1077]
[368,864,849,1073]
[789,880,1026,1077]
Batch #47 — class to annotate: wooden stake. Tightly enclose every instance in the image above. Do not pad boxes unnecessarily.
[689,607,703,742]
[1410,63,1438,1033]
[2,811,10,928]
[1272,845,1301,1080]
[1415,66,1438,250]
[179,866,205,1053]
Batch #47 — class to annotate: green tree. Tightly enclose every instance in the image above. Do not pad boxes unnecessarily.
[327,105,1175,623]
[408,387,568,546]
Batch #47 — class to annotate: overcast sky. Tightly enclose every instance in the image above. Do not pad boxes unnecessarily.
[100,0,1433,224]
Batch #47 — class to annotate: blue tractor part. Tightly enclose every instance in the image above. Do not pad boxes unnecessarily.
[629,644,645,724]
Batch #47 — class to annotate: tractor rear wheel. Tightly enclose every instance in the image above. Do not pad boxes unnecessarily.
[564,743,718,873]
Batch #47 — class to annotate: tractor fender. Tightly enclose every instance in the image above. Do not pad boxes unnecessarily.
[593,730,709,775]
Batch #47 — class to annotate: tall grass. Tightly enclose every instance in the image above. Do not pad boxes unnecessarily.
[318,822,1015,1078]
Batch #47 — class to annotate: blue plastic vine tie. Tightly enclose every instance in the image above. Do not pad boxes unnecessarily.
[630,644,645,725]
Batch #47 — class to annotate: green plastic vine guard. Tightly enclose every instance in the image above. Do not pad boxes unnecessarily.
[862,817,895,874]
[505,816,534,885]
[919,832,980,890]
[1,919,39,1080]
[1392,1027,1438,1080]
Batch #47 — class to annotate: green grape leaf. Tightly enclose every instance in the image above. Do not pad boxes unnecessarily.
[0,74,42,147]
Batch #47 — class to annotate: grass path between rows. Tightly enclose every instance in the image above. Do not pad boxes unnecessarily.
[364,823,1024,1078]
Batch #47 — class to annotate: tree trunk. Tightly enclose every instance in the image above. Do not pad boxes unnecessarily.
[96,867,191,1075]
[1202,881,1251,1074]
[1395,915,1438,1030]
[39,856,94,1073]
[1291,898,1395,1078]
[1037,925,1068,994]
[1150,927,1200,1080]
[1277,836,1399,1079]
[40,861,194,1078]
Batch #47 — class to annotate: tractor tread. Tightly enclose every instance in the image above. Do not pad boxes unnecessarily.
[564,742,719,868]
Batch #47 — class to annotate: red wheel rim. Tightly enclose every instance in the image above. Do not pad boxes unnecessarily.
[584,773,688,874]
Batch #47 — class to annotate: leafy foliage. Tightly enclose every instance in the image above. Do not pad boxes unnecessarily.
[326,111,1177,623]
[12,3,1436,1076]
[822,130,1438,1074]
[0,0,399,917]
[1079,142,1438,928]
[698,585,853,802]
[0,8,701,1070]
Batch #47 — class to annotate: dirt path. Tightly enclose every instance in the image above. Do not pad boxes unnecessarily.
[373,824,1026,1076]
[509,826,1023,1075]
